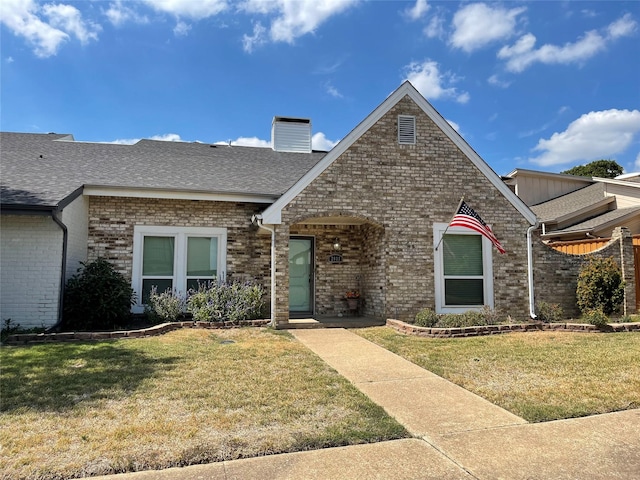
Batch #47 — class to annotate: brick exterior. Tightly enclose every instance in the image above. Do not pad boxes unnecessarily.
[274,95,533,324]
[533,227,636,317]
[0,214,63,327]
[87,196,271,297]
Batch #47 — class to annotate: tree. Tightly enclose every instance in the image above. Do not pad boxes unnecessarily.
[561,159,623,179]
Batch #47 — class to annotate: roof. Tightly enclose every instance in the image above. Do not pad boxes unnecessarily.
[0,132,326,209]
[547,206,640,235]
[260,81,537,226]
[530,183,611,223]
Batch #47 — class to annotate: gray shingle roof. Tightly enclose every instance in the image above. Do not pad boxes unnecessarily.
[549,206,640,234]
[1,132,326,208]
[530,183,608,222]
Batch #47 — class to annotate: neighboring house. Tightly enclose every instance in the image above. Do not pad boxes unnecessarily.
[504,169,640,242]
[1,82,538,329]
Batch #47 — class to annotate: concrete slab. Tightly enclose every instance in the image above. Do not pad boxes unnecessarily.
[357,376,526,439]
[292,329,526,439]
[436,410,640,480]
[225,439,472,480]
[87,440,472,480]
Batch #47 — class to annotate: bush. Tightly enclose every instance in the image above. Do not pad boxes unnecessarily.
[582,308,609,328]
[437,311,487,328]
[576,256,625,315]
[187,281,266,323]
[145,286,185,323]
[415,308,438,327]
[536,302,563,323]
[63,258,136,331]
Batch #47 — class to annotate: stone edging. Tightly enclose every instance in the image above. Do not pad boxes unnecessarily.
[4,319,271,345]
[386,318,640,338]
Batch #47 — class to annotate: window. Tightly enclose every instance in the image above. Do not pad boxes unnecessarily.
[132,226,227,312]
[433,223,493,313]
[398,115,416,145]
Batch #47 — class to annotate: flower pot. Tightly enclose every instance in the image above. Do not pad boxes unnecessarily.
[347,298,358,310]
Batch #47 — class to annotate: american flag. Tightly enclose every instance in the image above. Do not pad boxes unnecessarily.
[449,201,506,254]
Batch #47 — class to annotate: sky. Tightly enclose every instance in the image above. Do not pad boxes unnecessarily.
[1,0,639,176]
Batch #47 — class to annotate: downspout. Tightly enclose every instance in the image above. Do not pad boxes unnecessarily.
[49,209,68,332]
[252,215,276,328]
[527,222,539,320]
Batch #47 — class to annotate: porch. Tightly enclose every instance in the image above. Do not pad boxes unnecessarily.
[277,315,385,330]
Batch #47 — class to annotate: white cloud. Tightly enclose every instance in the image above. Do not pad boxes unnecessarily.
[607,13,637,39]
[487,74,511,88]
[43,3,101,44]
[142,0,228,19]
[450,3,526,53]
[423,14,444,39]
[216,136,272,148]
[405,0,429,21]
[312,132,338,151]
[0,0,101,57]
[242,22,268,53]
[173,20,192,36]
[499,14,637,73]
[109,133,186,144]
[446,120,460,132]
[325,82,343,98]
[635,152,640,170]
[403,60,469,103]
[240,0,359,45]
[529,109,640,167]
[105,1,149,26]
[7,56,14,63]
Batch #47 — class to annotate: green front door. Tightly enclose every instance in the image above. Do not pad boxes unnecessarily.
[289,237,314,315]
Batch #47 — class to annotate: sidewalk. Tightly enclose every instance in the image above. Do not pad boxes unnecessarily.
[89,328,640,480]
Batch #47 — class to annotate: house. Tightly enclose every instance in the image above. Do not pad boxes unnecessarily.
[1,82,538,329]
[504,169,640,242]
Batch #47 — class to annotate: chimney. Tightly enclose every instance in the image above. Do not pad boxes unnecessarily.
[271,117,312,153]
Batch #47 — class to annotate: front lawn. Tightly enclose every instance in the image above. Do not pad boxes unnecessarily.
[355,327,640,422]
[0,328,408,479]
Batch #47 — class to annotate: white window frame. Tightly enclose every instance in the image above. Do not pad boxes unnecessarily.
[433,222,493,314]
[131,225,227,313]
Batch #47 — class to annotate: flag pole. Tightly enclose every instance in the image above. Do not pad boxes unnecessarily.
[434,196,464,251]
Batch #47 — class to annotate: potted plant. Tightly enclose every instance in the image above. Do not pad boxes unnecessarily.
[345,290,360,310]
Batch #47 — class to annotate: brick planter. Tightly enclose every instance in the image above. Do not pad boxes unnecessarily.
[386,318,640,338]
[4,319,271,345]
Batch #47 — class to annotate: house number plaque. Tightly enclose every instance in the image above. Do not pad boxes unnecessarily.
[328,254,343,264]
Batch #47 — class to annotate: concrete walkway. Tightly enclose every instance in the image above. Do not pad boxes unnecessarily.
[89,328,639,480]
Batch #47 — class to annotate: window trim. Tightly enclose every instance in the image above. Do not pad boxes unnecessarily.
[433,222,493,313]
[131,225,227,313]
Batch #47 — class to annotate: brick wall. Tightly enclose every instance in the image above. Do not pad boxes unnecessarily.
[276,95,532,323]
[87,197,271,297]
[0,214,63,328]
[533,227,636,317]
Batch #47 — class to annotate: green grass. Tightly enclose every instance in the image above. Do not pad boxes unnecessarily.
[0,328,408,480]
[354,327,640,423]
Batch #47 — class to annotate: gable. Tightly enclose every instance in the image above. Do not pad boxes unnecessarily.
[260,81,536,226]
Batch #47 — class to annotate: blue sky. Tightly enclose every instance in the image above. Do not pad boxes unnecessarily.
[1,0,639,176]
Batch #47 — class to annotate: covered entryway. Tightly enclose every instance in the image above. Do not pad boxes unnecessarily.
[279,214,386,327]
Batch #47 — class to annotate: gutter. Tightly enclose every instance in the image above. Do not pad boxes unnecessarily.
[251,214,277,328]
[527,223,539,320]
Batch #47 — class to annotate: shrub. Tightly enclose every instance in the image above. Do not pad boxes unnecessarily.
[415,308,438,327]
[63,258,136,331]
[145,286,185,323]
[536,302,563,323]
[436,311,487,328]
[576,256,625,315]
[187,280,265,324]
[582,308,609,328]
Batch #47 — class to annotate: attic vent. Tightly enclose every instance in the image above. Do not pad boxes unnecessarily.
[272,117,312,153]
[398,115,416,145]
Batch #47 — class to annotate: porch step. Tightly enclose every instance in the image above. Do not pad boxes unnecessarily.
[278,317,385,330]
